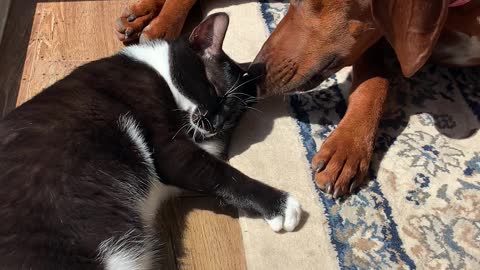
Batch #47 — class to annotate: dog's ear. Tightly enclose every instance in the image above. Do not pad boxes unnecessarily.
[371,0,448,77]
[189,12,229,57]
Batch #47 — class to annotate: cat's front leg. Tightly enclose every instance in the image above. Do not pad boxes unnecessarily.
[153,137,302,232]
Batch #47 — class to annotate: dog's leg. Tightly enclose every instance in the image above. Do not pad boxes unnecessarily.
[312,45,389,198]
[115,0,197,42]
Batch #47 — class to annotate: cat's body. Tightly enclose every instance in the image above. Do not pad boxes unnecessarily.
[0,13,301,270]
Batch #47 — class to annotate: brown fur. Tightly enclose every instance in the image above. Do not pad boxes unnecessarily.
[115,0,197,42]
[115,0,480,197]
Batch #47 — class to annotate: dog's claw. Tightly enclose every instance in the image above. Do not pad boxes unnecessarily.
[333,189,338,199]
[349,180,358,193]
[125,28,134,37]
[326,183,332,194]
[314,161,325,173]
[127,15,136,22]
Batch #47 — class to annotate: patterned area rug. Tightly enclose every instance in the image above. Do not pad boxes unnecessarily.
[204,1,480,269]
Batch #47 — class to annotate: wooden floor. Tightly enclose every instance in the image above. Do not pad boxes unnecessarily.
[0,1,247,269]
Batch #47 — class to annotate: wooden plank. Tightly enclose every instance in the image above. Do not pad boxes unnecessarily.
[16,60,86,106]
[32,1,126,62]
[158,197,247,270]
[16,0,128,106]
[156,200,181,269]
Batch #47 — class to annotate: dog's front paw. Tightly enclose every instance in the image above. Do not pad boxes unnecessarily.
[138,18,183,43]
[312,125,373,198]
[115,0,168,42]
[265,195,302,232]
[115,0,191,43]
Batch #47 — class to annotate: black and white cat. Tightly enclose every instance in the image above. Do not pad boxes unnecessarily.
[0,13,301,270]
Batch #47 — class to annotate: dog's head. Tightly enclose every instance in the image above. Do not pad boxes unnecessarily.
[250,0,449,95]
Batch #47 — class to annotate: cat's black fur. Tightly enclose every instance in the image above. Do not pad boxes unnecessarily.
[0,13,300,270]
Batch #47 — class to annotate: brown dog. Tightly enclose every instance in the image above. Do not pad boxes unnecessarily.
[116,0,480,198]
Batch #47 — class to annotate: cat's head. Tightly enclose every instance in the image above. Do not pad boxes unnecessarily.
[169,13,258,140]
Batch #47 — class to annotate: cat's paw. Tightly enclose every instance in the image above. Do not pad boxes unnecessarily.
[265,195,302,232]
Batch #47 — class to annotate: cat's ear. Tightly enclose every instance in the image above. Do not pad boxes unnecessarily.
[189,12,229,57]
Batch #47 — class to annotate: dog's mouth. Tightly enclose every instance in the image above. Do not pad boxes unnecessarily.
[252,55,342,94]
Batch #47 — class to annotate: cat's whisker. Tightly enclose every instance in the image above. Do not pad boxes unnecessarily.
[224,74,257,97]
[248,97,264,104]
[225,74,262,95]
[192,127,198,143]
[171,123,190,140]
[228,92,258,103]
[196,119,207,141]
[187,114,213,142]
[186,122,195,134]
[245,106,263,114]
[223,81,239,98]
[229,92,254,97]
[229,92,259,104]
[204,117,213,131]
[245,96,261,102]
[199,119,206,131]
[224,74,242,96]
[227,94,248,106]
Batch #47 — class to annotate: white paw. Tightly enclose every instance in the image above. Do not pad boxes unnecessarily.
[265,196,302,232]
